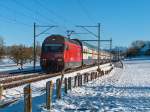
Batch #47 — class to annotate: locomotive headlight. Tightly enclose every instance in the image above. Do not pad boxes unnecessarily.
[42,59,47,61]
[57,58,63,61]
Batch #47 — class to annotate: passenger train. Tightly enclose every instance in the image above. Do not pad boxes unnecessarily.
[40,35,111,72]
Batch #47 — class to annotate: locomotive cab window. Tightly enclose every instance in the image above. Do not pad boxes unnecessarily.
[44,44,64,52]
[65,45,69,50]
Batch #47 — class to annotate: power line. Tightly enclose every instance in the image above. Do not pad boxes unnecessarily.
[12,0,95,37]
[12,0,45,24]
[77,0,95,23]
[0,0,98,38]
[0,2,43,24]
[36,0,68,24]
[38,0,76,26]
[36,0,86,35]
[31,0,70,34]
[76,23,101,71]
[33,23,57,70]
[0,13,31,27]
[13,0,57,25]
[34,0,66,30]
[34,0,75,32]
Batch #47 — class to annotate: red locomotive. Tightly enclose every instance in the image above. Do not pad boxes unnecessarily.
[40,35,110,72]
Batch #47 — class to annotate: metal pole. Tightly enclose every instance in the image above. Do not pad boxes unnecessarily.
[119,48,120,60]
[67,30,70,39]
[98,23,100,71]
[66,30,74,39]
[110,38,112,64]
[33,22,36,71]
[118,48,119,61]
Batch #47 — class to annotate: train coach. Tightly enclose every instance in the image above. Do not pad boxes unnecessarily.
[40,35,110,72]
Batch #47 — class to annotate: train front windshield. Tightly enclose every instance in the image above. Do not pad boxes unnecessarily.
[43,44,64,53]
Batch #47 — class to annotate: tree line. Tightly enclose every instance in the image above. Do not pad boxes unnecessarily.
[126,40,150,57]
[107,40,150,59]
[1,36,149,68]
[0,37,41,69]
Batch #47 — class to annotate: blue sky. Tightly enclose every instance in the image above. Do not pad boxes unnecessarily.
[0,0,150,48]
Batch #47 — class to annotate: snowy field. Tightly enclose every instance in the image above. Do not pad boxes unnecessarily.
[1,59,150,112]
[0,58,40,72]
[0,63,112,111]
[51,59,150,112]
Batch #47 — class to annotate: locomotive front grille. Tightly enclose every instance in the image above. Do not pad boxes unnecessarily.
[41,59,64,72]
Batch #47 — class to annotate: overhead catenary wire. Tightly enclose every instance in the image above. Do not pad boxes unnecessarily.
[13,0,57,25]
[33,0,97,38]
[76,0,96,24]
[35,0,70,27]
[34,0,81,34]
[0,0,101,39]
[0,2,43,24]
[12,0,69,36]
[40,0,79,27]
[34,0,79,36]
[33,0,69,32]
[36,0,97,35]
[0,13,31,27]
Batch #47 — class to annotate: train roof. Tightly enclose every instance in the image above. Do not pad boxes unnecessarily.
[73,39,109,53]
[71,39,98,50]
[82,41,97,49]
[43,35,81,46]
[43,35,109,53]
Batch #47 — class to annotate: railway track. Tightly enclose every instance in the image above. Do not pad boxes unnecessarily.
[3,72,60,89]
[0,73,44,84]
[0,69,41,78]
[0,62,112,90]
[0,64,98,89]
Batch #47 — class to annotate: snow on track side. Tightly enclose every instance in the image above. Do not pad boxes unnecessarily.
[1,59,150,112]
[50,59,150,112]
[52,68,123,112]
[0,63,112,107]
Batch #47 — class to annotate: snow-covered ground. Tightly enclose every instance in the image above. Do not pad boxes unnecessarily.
[1,59,150,112]
[0,63,112,111]
[51,59,150,112]
[0,58,40,72]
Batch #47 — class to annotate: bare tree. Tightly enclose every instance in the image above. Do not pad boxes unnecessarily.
[35,41,41,61]
[9,45,32,69]
[27,47,33,63]
[9,45,20,66]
